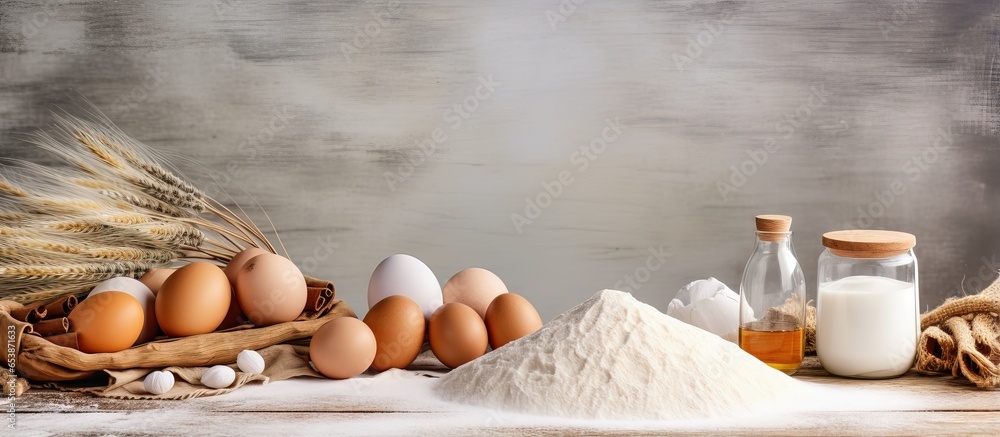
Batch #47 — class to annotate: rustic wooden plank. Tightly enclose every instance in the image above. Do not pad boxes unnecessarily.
[11,410,1000,436]
[17,357,1000,412]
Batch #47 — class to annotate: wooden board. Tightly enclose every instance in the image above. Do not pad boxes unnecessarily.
[8,357,1000,435]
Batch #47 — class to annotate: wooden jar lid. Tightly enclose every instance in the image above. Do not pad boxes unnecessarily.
[822,230,916,259]
[755,215,792,242]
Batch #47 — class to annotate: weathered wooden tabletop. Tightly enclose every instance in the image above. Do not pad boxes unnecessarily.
[9,356,1000,436]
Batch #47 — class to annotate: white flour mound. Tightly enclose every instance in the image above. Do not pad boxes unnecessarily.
[435,289,803,421]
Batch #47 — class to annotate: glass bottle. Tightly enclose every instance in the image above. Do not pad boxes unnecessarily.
[816,230,918,379]
[738,214,807,375]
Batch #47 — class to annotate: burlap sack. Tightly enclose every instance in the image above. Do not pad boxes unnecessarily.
[766,298,817,355]
[916,325,956,374]
[915,277,1000,387]
[1,289,355,397]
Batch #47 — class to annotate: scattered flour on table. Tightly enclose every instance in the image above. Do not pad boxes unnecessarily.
[436,289,804,421]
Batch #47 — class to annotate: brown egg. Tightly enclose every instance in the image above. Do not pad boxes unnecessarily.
[224,247,270,285]
[88,277,159,345]
[69,291,144,353]
[310,317,377,379]
[485,293,543,349]
[155,262,231,337]
[139,268,176,295]
[216,288,248,330]
[235,253,307,326]
[363,295,425,371]
[442,268,509,319]
[428,302,488,369]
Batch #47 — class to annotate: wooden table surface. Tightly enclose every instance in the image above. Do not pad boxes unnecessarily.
[9,356,1000,436]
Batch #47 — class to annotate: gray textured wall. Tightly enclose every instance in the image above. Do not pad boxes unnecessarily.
[1,0,998,321]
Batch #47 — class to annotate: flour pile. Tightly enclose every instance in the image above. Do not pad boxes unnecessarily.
[435,289,803,421]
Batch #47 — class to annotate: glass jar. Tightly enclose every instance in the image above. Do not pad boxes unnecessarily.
[816,230,918,379]
[739,215,807,375]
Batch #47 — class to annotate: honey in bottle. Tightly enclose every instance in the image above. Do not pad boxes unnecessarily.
[738,215,807,375]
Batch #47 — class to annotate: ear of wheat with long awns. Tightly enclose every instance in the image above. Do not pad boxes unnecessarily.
[0,109,277,304]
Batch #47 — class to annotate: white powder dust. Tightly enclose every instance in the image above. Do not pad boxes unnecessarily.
[436,289,804,421]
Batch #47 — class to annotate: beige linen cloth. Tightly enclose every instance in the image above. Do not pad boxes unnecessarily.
[1,296,355,399]
[45,344,322,400]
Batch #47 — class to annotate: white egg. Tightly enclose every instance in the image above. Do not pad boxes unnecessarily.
[367,254,442,320]
[143,370,174,395]
[201,365,236,389]
[237,349,265,374]
[89,277,158,344]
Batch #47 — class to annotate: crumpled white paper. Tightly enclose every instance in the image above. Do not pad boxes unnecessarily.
[666,277,754,343]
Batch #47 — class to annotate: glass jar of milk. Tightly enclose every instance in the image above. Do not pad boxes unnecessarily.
[816,230,918,379]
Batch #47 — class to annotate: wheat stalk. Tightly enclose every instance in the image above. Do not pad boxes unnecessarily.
[0,104,280,304]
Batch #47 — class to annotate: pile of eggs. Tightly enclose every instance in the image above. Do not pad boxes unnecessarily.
[308,254,543,379]
[66,250,541,385]
[67,248,306,354]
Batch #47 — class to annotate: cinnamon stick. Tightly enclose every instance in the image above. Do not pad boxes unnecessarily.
[298,277,337,319]
[9,302,39,320]
[34,317,70,336]
[44,332,79,350]
[306,287,327,312]
[297,296,340,321]
[23,325,40,337]
[40,295,78,319]
[305,276,335,292]
[304,276,325,288]
[10,302,46,323]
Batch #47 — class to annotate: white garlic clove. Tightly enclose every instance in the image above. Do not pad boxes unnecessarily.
[201,365,236,389]
[237,349,265,375]
[143,370,174,395]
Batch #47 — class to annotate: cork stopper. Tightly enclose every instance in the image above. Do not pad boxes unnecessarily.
[755,215,792,242]
[822,230,916,259]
